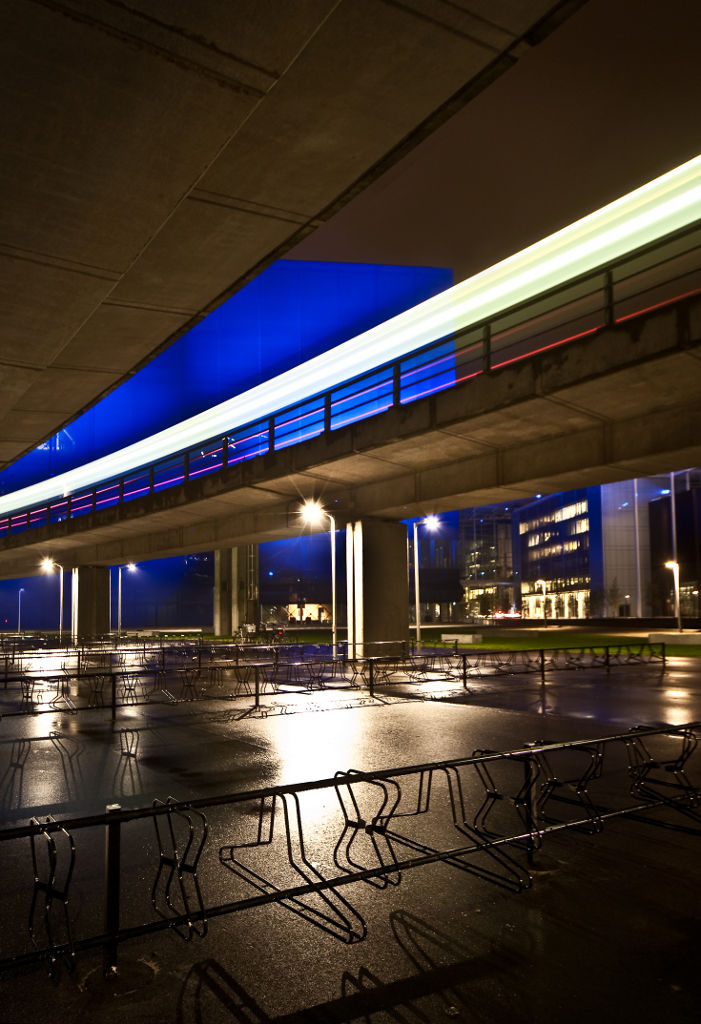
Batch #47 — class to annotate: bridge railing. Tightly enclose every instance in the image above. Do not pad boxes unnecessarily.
[2,219,701,540]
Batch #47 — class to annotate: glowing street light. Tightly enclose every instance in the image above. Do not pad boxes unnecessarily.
[41,557,64,642]
[413,515,440,651]
[535,579,547,626]
[17,587,24,634]
[117,563,137,636]
[299,500,337,657]
[664,560,682,632]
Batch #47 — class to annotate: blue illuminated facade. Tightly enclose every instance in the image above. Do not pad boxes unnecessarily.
[0,260,451,496]
[0,260,451,631]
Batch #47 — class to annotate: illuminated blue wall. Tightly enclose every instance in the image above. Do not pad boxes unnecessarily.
[0,259,451,629]
[0,260,451,496]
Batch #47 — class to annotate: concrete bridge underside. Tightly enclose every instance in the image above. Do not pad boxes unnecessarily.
[1,0,579,471]
[0,295,700,579]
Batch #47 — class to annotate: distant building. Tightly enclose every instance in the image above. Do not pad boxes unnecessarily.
[459,504,524,616]
[516,472,700,620]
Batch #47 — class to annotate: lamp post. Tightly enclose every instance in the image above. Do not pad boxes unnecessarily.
[413,515,439,651]
[664,560,682,632]
[299,501,337,657]
[41,557,64,642]
[536,579,547,626]
[17,587,24,634]
[117,563,137,637]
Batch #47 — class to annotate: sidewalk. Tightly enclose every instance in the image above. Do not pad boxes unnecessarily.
[0,657,699,1022]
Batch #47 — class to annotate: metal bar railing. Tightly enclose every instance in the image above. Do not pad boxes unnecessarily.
[2,219,701,541]
[0,722,697,977]
[0,639,670,723]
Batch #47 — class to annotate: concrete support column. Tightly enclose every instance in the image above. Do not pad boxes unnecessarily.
[70,565,111,641]
[346,519,409,655]
[214,546,259,636]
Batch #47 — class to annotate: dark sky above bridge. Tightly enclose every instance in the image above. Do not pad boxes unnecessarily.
[291,0,701,282]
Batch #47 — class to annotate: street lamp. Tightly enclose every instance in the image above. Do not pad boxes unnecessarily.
[413,515,439,651]
[299,500,337,657]
[536,579,547,626]
[17,587,24,634]
[664,560,682,632]
[117,563,137,636]
[41,557,64,642]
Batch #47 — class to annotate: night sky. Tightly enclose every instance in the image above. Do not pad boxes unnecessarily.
[291,0,701,281]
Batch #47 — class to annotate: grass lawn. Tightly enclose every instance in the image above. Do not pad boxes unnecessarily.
[232,627,701,658]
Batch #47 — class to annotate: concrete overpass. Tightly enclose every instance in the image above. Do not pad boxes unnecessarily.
[0,0,583,472]
[0,288,699,581]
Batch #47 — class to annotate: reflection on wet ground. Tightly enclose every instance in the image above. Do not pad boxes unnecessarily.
[0,655,699,1022]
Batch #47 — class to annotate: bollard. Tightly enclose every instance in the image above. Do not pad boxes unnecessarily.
[254,666,260,709]
[111,672,117,723]
[104,804,121,976]
[461,652,468,690]
[368,659,375,698]
[539,649,545,684]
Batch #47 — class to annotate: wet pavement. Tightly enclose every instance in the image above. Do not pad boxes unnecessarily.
[0,654,699,1022]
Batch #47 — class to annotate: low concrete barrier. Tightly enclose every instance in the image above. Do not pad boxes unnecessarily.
[649,632,701,644]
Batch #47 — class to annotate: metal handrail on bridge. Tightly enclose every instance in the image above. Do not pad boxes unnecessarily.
[2,216,701,541]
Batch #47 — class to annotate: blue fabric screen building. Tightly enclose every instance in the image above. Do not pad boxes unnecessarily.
[0,259,452,631]
[0,260,452,496]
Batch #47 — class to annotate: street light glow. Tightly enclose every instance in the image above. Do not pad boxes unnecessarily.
[299,499,325,527]
[40,556,64,640]
[413,515,440,651]
[298,500,337,656]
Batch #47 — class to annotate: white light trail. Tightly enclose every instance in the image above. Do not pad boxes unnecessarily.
[2,153,701,518]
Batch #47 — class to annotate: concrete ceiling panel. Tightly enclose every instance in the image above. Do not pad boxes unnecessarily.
[2,368,118,436]
[197,0,505,215]
[110,198,297,311]
[0,365,42,418]
[0,252,117,365]
[0,0,586,482]
[50,305,193,375]
[127,0,339,80]
[0,2,259,271]
[392,0,532,47]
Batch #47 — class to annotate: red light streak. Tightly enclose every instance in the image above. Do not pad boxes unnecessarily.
[491,324,601,370]
[614,285,701,323]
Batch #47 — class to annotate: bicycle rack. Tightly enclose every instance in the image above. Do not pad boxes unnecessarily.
[152,797,209,940]
[119,729,139,758]
[28,816,76,978]
[0,722,698,976]
[624,725,700,815]
[333,769,402,889]
[219,791,367,944]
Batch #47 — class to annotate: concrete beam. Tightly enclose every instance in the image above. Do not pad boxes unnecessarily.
[1,297,700,579]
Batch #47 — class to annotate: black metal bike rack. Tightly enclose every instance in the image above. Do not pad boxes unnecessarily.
[0,721,698,978]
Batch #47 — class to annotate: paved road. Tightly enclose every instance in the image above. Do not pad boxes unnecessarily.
[0,657,699,1022]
